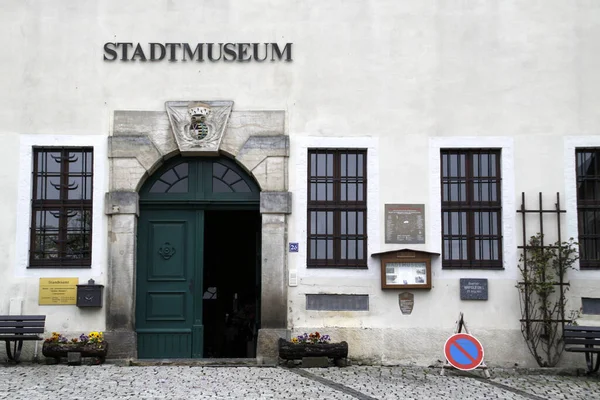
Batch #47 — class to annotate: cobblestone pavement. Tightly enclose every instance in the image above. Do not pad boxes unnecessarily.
[1,364,600,400]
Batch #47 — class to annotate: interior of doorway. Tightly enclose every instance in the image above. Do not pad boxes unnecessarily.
[203,210,261,358]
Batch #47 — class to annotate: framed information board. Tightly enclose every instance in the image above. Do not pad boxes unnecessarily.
[372,249,438,290]
[385,261,428,287]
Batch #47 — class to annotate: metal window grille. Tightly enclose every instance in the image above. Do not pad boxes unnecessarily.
[30,147,93,267]
[307,149,367,268]
[441,149,502,269]
[576,148,600,269]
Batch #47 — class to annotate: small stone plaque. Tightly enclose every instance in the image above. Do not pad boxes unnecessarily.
[302,356,329,368]
[398,292,415,315]
[67,352,82,366]
[460,279,488,300]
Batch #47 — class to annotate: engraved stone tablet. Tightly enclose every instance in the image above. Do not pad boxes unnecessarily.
[460,278,488,300]
[385,204,425,244]
[306,294,369,311]
[398,292,414,315]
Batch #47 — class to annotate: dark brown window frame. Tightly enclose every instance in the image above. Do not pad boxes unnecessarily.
[307,149,367,268]
[441,149,503,269]
[576,148,600,269]
[29,147,93,268]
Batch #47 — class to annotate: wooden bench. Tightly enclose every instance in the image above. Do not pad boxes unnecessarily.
[0,315,46,363]
[564,325,600,374]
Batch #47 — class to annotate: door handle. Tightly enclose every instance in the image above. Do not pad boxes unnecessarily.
[189,279,194,292]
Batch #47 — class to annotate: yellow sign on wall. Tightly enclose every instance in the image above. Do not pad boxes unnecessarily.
[39,278,79,305]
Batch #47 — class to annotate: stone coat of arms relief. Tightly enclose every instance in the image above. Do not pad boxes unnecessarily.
[165,100,233,155]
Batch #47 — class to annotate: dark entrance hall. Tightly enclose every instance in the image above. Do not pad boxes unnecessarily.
[203,210,261,358]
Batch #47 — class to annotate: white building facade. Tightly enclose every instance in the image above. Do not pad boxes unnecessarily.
[1,0,600,367]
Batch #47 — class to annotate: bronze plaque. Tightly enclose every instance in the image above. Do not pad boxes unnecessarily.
[39,278,79,305]
[398,292,415,315]
[385,204,425,244]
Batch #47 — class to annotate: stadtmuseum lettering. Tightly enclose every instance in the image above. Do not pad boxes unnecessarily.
[103,42,293,62]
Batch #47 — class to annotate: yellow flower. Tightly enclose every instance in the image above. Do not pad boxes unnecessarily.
[291,337,298,343]
[86,331,104,343]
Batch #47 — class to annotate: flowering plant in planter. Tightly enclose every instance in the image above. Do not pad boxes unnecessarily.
[279,332,348,366]
[77,331,104,344]
[291,332,331,344]
[43,331,108,363]
[44,332,69,344]
[44,331,105,345]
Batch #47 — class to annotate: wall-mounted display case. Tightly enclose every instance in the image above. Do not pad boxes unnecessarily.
[372,249,439,290]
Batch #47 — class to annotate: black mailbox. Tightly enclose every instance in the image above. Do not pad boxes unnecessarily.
[76,279,104,308]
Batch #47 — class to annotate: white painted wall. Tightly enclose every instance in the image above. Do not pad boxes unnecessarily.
[1,0,600,366]
[2,135,108,330]
[2,1,598,138]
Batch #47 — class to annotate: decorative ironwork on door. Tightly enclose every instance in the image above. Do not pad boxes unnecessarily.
[158,242,176,260]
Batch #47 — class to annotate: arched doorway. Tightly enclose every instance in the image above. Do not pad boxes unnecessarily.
[136,155,261,359]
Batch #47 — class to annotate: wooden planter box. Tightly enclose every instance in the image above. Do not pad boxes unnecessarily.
[42,341,108,363]
[278,338,348,364]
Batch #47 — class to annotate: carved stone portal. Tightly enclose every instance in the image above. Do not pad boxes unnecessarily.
[165,100,234,156]
[107,107,290,361]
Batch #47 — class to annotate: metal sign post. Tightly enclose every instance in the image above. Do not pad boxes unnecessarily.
[441,312,490,378]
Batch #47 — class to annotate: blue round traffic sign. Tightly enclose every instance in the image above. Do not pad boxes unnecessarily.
[444,333,484,371]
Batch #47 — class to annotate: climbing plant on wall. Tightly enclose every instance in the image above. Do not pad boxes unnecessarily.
[516,233,579,367]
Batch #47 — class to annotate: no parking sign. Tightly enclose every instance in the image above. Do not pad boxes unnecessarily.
[444,333,484,371]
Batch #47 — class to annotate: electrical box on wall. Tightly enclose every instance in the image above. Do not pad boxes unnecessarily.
[76,279,104,307]
[371,249,439,290]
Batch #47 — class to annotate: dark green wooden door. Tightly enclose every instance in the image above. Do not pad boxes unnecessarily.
[136,156,259,359]
[136,210,204,358]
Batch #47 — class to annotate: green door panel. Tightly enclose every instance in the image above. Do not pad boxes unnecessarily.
[148,222,187,281]
[136,210,203,359]
[137,329,193,359]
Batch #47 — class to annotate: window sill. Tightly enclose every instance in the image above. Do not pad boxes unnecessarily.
[307,265,368,269]
[27,265,92,269]
[442,266,504,270]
